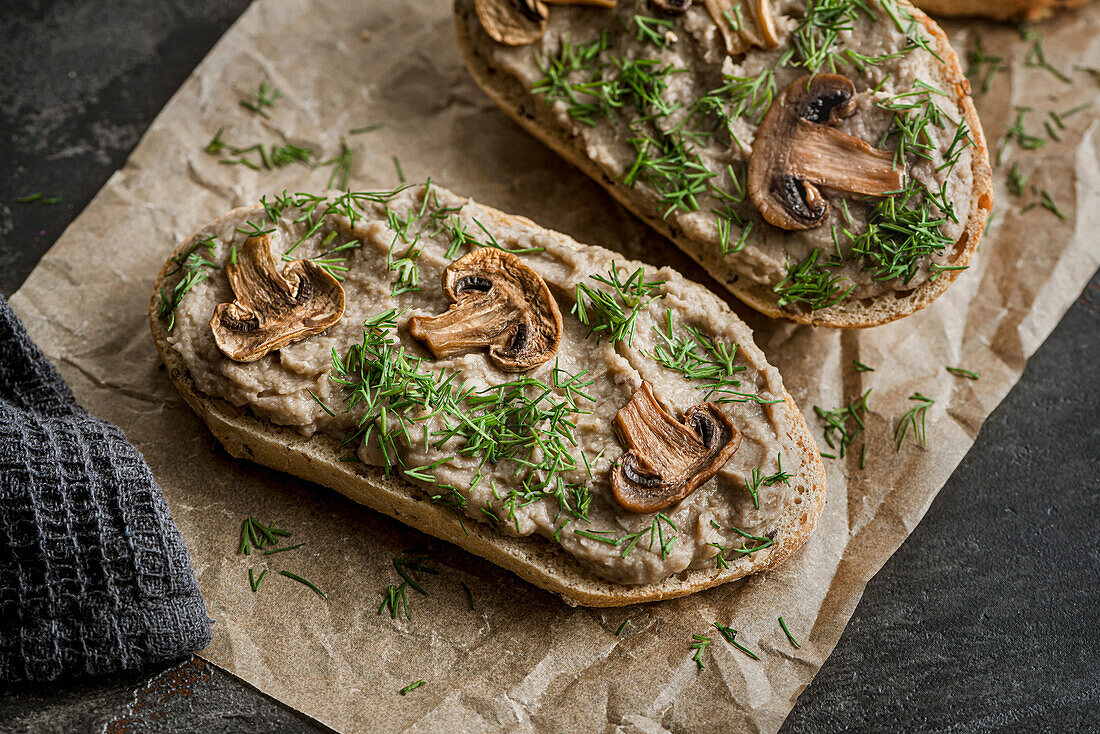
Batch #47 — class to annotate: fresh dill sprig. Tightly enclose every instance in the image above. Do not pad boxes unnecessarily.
[248,568,266,592]
[240,81,280,118]
[895,392,934,449]
[573,264,664,345]
[576,513,679,560]
[998,107,1046,166]
[263,542,304,556]
[779,616,802,649]
[1008,163,1029,197]
[773,249,854,311]
[393,556,438,596]
[708,522,773,569]
[623,127,715,217]
[792,0,865,73]
[691,634,712,670]
[814,389,872,458]
[946,366,980,380]
[848,186,955,285]
[965,37,1006,95]
[647,308,781,406]
[1020,28,1070,83]
[379,582,411,619]
[320,137,354,190]
[280,570,326,598]
[632,14,674,48]
[713,622,760,660]
[399,680,426,696]
[158,236,220,331]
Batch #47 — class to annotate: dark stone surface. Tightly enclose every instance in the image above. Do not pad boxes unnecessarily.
[0,1,1096,732]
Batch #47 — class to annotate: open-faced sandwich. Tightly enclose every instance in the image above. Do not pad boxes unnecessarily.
[455,0,994,327]
[913,0,1092,22]
[150,183,826,606]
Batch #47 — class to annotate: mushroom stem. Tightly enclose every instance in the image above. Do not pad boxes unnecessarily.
[610,382,741,514]
[407,295,514,359]
[789,123,902,198]
[407,248,562,372]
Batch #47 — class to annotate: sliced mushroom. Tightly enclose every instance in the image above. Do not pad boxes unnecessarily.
[407,248,562,372]
[705,0,779,56]
[748,74,904,231]
[474,0,548,46]
[610,382,742,514]
[651,0,691,13]
[475,0,617,46]
[210,234,345,363]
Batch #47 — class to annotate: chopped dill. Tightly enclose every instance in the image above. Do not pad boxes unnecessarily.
[632,14,674,48]
[852,360,875,372]
[998,107,1046,166]
[573,264,664,345]
[895,392,934,449]
[708,522,773,568]
[280,570,326,599]
[248,568,266,592]
[779,616,802,649]
[714,622,760,660]
[813,389,871,458]
[320,137,354,190]
[240,81,280,118]
[691,634,711,670]
[616,620,628,636]
[157,236,220,331]
[378,582,410,619]
[773,249,854,311]
[946,366,980,380]
[399,680,426,696]
[576,513,679,560]
[965,37,1006,95]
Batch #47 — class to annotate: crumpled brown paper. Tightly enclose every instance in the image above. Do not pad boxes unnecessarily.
[9,1,1100,731]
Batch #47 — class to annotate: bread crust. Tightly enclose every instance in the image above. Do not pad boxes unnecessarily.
[150,201,827,607]
[453,0,995,329]
[914,0,1093,22]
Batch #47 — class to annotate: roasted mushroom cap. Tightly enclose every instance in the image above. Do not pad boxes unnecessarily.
[748,74,904,231]
[705,0,779,56]
[407,248,562,372]
[210,234,346,363]
[475,0,618,46]
[610,382,742,514]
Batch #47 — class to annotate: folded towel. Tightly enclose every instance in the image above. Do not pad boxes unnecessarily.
[0,296,211,682]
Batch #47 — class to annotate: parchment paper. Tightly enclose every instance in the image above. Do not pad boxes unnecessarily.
[9,1,1100,731]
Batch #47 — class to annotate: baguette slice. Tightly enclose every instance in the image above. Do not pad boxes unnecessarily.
[454,0,995,328]
[913,0,1092,21]
[150,195,826,607]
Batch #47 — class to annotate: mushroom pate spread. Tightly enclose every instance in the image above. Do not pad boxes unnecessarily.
[165,184,807,585]
[463,0,977,309]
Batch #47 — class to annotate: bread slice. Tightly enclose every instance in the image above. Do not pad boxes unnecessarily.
[913,0,1092,22]
[149,199,826,607]
[453,0,995,329]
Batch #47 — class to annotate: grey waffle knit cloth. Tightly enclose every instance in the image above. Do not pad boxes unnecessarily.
[0,295,211,683]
